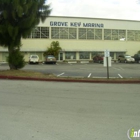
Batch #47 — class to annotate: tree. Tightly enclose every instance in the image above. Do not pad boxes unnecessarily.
[43,41,62,59]
[138,50,140,54]
[7,49,25,70]
[0,0,51,69]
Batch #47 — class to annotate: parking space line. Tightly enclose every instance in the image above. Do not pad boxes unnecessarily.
[119,67,124,70]
[88,73,92,78]
[113,67,120,70]
[118,74,123,78]
[57,73,65,77]
[92,77,118,78]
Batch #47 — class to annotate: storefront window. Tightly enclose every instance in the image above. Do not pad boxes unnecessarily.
[91,52,103,58]
[116,52,125,58]
[65,52,76,59]
[79,52,90,59]
[110,52,114,59]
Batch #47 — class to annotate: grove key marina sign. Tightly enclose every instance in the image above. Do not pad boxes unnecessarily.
[50,21,104,28]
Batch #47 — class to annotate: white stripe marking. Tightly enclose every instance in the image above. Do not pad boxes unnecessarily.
[57,73,65,77]
[88,73,92,78]
[119,67,124,70]
[92,77,117,78]
[118,74,123,78]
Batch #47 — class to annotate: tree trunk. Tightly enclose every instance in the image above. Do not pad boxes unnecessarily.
[8,46,16,70]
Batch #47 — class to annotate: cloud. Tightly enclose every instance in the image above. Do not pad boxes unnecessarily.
[46,0,140,20]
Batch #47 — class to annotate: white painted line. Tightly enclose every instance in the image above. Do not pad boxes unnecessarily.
[119,67,124,70]
[118,74,123,78]
[88,73,92,78]
[92,77,118,78]
[57,72,65,77]
[113,67,120,70]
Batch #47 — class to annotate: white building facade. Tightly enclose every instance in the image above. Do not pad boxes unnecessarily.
[0,16,140,62]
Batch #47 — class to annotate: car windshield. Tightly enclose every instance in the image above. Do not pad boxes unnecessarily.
[125,56,131,58]
[48,57,55,59]
[47,56,55,59]
[31,55,38,58]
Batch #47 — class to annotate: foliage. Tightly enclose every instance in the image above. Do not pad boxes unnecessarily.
[0,0,51,69]
[43,41,62,58]
[7,49,25,70]
[137,50,140,54]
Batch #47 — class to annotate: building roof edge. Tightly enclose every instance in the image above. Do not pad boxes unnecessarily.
[47,15,140,22]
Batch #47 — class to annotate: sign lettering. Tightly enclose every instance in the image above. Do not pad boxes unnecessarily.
[50,21,104,28]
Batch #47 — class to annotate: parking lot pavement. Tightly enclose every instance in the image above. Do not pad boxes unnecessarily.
[0,62,140,78]
[41,63,140,79]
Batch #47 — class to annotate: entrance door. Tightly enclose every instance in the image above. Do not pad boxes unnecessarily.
[60,53,63,60]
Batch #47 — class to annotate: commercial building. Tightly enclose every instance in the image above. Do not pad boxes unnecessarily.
[0,16,140,62]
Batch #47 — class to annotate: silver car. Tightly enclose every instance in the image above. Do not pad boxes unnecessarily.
[118,55,135,63]
[29,55,39,64]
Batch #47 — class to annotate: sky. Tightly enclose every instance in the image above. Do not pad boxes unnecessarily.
[46,0,140,20]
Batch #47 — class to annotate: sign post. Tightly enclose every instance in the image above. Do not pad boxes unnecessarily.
[104,50,111,79]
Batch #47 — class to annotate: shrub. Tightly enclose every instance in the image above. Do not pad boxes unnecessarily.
[7,49,25,70]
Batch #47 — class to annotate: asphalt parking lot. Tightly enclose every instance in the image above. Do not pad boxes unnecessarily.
[0,62,140,78]
[25,62,140,79]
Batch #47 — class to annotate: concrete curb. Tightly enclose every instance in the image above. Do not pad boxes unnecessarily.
[0,75,140,84]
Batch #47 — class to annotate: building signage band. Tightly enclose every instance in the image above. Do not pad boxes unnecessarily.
[50,21,104,28]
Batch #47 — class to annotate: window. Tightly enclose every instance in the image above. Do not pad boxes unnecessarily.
[79,52,90,59]
[79,28,86,39]
[60,28,68,39]
[119,30,126,40]
[104,29,111,40]
[27,27,49,39]
[51,27,77,39]
[41,27,49,38]
[69,28,77,39]
[79,28,102,40]
[51,27,59,39]
[65,52,76,59]
[32,27,40,38]
[95,29,102,40]
[112,30,118,40]
[127,30,140,41]
[87,29,94,39]
[104,29,126,41]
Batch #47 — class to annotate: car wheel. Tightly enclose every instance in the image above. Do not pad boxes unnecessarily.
[124,60,127,63]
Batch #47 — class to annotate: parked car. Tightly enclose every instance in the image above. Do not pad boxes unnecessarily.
[29,55,39,64]
[45,55,56,64]
[93,55,104,63]
[118,55,135,63]
[133,54,140,63]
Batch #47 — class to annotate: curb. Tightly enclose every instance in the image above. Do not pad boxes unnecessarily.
[0,75,140,84]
